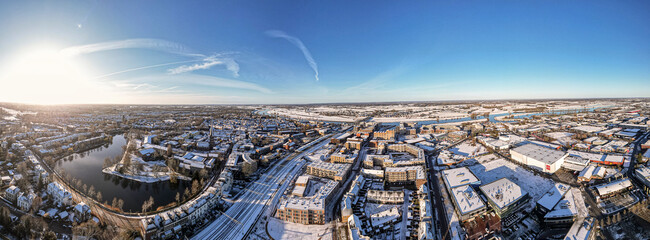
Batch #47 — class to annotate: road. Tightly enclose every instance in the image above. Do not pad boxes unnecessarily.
[425,151,449,240]
[192,136,332,240]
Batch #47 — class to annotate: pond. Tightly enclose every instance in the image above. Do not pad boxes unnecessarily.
[56,135,190,213]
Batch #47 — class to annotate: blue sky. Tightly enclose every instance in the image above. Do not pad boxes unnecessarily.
[0,1,648,104]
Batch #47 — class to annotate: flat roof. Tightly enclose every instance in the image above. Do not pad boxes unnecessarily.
[307,161,351,177]
[479,178,528,210]
[279,178,339,211]
[296,175,310,185]
[601,154,625,164]
[572,125,605,133]
[511,143,567,165]
[385,166,425,179]
[450,185,486,216]
[564,218,594,240]
[568,150,603,162]
[442,167,481,189]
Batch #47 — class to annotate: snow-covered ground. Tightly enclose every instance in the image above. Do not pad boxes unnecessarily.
[267,217,334,240]
[260,101,619,125]
[365,202,400,216]
[267,108,356,122]
[468,158,555,208]
[448,142,486,157]
[1,107,36,121]
[102,154,187,183]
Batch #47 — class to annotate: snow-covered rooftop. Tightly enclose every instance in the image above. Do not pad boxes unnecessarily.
[544,188,578,219]
[278,178,339,211]
[572,125,605,133]
[564,217,594,240]
[595,178,632,196]
[511,143,567,165]
[450,185,486,216]
[441,167,481,189]
[635,166,650,181]
[479,178,528,210]
[370,206,400,227]
[537,183,571,211]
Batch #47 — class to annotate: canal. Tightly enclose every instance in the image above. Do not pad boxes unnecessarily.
[56,135,190,213]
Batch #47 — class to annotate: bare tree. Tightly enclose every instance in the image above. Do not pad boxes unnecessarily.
[142,196,154,213]
[117,199,124,211]
[88,186,96,198]
[73,221,102,239]
[191,180,201,195]
[31,196,43,213]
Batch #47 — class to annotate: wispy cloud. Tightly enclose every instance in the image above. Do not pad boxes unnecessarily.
[168,55,240,77]
[344,65,408,92]
[116,74,272,94]
[185,74,271,93]
[60,38,204,57]
[266,30,319,81]
[93,59,203,79]
[63,39,242,78]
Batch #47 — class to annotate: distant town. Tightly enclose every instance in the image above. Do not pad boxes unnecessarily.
[0,99,649,240]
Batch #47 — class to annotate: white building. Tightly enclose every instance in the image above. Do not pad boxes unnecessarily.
[441,167,481,190]
[17,192,36,211]
[510,143,568,174]
[449,185,486,221]
[479,178,530,218]
[47,182,72,206]
[5,185,20,203]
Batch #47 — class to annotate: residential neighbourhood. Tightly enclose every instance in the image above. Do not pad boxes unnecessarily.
[1,99,648,239]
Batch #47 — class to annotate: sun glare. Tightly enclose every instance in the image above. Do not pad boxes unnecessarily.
[0,45,107,105]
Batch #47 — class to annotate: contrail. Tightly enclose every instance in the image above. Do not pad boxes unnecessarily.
[266,30,319,81]
[61,38,204,58]
[93,59,203,79]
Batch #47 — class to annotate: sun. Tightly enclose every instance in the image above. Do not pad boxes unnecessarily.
[0,45,106,105]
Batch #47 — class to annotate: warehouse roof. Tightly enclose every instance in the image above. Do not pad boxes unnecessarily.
[511,143,567,165]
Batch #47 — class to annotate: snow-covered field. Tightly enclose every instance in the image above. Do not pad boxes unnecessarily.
[468,158,555,207]
[267,217,334,240]
[258,100,619,125]
[267,108,356,122]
